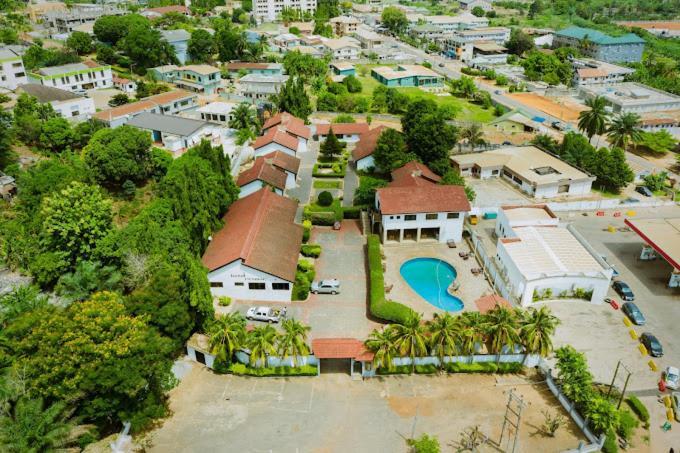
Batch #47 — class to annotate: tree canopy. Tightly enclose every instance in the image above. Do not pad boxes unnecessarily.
[381,6,407,34]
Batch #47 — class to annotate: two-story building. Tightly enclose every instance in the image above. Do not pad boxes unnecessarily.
[28,61,112,92]
[352,27,384,50]
[18,83,95,120]
[443,27,511,60]
[571,58,635,86]
[0,47,27,90]
[150,64,222,95]
[254,0,317,23]
[330,16,360,36]
[238,74,289,100]
[553,26,645,63]
[321,37,361,60]
[373,162,471,244]
[458,0,493,11]
[93,90,198,127]
[224,62,284,77]
[371,65,444,88]
[197,101,241,125]
[425,13,489,33]
[202,188,303,302]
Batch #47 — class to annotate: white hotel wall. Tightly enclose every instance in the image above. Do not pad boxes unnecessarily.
[207,260,293,302]
[379,212,466,243]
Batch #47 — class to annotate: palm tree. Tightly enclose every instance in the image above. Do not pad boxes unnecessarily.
[428,312,460,368]
[578,96,609,143]
[229,102,259,132]
[0,397,76,452]
[456,312,484,356]
[482,306,520,355]
[208,313,246,364]
[278,319,311,367]
[461,124,486,151]
[247,325,279,368]
[519,306,560,357]
[607,112,642,150]
[365,327,396,371]
[390,314,429,373]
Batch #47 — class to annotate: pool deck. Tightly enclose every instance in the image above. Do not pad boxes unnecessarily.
[382,242,493,317]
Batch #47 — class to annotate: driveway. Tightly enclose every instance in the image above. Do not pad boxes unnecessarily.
[343,162,359,207]
[146,364,585,453]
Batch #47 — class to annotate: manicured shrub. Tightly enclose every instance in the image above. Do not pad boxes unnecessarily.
[444,362,523,373]
[625,395,649,424]
[376,364,438,375]
[302,219,312,243]
[317,190,333,207]
[301,244,322,258]
[342,206,363,219]
[227,363,318,376]
[617,410,639,441]
[218,296,231,307]
[293,259,315,301]
[366,234,415,324]
[601,430,618,453]
[310,212,336,226]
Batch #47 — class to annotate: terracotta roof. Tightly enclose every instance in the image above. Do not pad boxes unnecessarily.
[389,161,442,187]
[352,126,387,161]
[263,150,301,174]
[237,158,287,190]
[262,112,311,139]
[377,184,471,215]
[640,117,678,126]
[474,294,512,313]
[312,338,367,359]
[201,189,302,282]
[253,127,300,152]
[145,5,189,14]
[315,123,370,136]
[93,90,195,122]
[112,76,132,84]
[577,68,608,78]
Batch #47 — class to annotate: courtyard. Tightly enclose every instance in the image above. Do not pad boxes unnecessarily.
[146,365,587,452]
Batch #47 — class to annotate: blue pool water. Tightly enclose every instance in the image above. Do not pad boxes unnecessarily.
[399,258,464,311]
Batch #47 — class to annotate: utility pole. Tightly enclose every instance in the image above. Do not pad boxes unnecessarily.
[499,389,526,453]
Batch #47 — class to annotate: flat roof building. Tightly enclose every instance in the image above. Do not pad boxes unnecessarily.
[371,64,444,88]
[578,82,680,114]
[571,58,635,86]
[553,26,644,63]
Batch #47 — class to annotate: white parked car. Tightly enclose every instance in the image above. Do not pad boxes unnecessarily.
[665,366,679,390]
[311,279,341,295]
[246,306,286,323]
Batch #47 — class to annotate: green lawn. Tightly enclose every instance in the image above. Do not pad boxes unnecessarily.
[399,88,496,123]
[313,179,343,189]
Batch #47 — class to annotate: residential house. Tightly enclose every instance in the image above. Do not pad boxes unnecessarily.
[254,0,317,23]
[93,90,198,127]
[409,24,444,41]
[126,112,226,157]
[197,101,241,124]
[490,110,545,134]
[261,112,311,152]
[0,173,17,201]
[150,64,222,95]
[352,27,384,50]
[371,64,444,88]
[225,62,284,77]
[315,123,370,143]
[458,0,493,11]
[425,13,489,33]
[44,4,124,35]
[469,41,509,66]
[321,37,361,60]
[238,74,288,100]
[28,61,112,92]
[288,21,315,35]
[451,146,595,199]
[18,83,95,120]
[272,33,303,51]
[141,5,190,18]
[494,205,613,306]
[553,26,645,63]
[253,127,300,157]
[202,188,303,301]
[330,16,360,36]
[262,150,301,188]
[0,47,27,90]
[373,161,471,244]
[571,58,636,86]
[443,27,511,59]
[330,62,356,77]
[237,157,288,198]
[352,126,387,171]
[112,76,137,94]
[578,82,680,114]
[160,29,191,65]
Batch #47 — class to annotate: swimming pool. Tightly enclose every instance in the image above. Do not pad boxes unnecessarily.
[399,258,464,311]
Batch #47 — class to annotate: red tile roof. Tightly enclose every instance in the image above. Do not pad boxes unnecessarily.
[145,5,189,14]
[377,184,471,215]
[262,112,311,139]
[352,126,387,161]
[474,294,512,313]
[253,127,300,153]
[312,338,368,359]
[263,150,301,174]
[236,158,287,190]
[315,123,370,136]
[389,161,442,187]
[201,189,302,282]
[93,90,195,122]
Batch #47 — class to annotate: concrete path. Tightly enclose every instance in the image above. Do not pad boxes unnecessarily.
[342,163,359,207]
[287,141,319,222]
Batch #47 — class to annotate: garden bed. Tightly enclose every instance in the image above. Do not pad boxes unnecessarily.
[313,179,343,190]
[313,162,346,178]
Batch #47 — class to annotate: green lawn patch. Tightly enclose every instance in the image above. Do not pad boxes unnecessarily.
[313,179,343,189]
[303,199,343,225]
[398,88,496,123]
[313,162,346,178]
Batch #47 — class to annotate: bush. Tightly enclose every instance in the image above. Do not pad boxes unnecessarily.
[228,363,318,376]
[313,162,346,178]
[218,296,232,307]
[445,362,523,374]
[342,206,363,219]
[317,191,333,207]
[292,259,315,301]
[601,430,618,453]
[376,364,438,375]
[625,395,649,424]
[309,212,337,226]
[617,410,639,441]
[367,234,415,324]
[301,244,322,258]
[302,219,312,243]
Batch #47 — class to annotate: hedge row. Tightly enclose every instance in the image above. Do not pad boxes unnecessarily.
[367,234,415,324]
[377,364,438,375]
[342,206,363,219]
[228,363,318,377]
[313,163,346,178]
[625,395,649,424]
[376,362,524,375]
[301,244,322,258]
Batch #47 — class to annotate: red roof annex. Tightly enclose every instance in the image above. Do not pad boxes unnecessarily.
[311,338,374,361]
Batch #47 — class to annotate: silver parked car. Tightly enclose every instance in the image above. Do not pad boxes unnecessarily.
[311,279,340,294]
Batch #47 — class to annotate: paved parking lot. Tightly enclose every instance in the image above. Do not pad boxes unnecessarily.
[147,363,585,453]
[466,177,533,208]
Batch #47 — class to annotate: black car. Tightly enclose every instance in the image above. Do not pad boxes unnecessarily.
[635,186,653,197]
[640,333,663,357]
[622,302,646,325]
[613,281,635,301]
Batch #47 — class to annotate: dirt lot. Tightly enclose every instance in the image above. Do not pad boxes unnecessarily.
[145,364,587,452]
[508,93,588,123]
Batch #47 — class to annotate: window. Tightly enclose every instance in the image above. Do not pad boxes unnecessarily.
[425,213,438,220]
[447,212,460,219]
[248,282,266,290]
[209,281,223,288]
[235,282,244,286]
[272,283,290,290]
[404,214,417,221]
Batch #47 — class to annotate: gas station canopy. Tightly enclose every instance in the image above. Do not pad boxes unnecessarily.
[625,218,680,271]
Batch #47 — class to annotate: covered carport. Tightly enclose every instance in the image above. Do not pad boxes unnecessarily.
[311,338,374,378]
[624,218,680,287]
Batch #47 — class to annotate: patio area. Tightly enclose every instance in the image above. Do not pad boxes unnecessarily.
[382,242,494,317]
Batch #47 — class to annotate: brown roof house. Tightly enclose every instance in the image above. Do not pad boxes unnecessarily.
[236,157,288,198]
[253,127,301,158]
[315,122,370,143]
[373,161,471,244]
[352,126,387,171]
[262,112,311,152]
[202,188,303,302]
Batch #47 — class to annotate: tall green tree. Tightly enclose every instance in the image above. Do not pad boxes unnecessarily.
[607,112,642,150]
[373,128,414,172]
[461,124,485,151]
[188,29,215,63]
[247,325,279,368]
[66,31,94,55]
[38,117,74,154]
[320,128,343,160]
[506,29,534,56]
[0,111,13,169]
[228,102,259,132]
[402,99,458,173]
[428,313,459,368]
[578,96,609,142]
[594,147,634,192]
[390,314,428,372]
[519,306,559,357]
[482,306,520,355]
[365,327,396,370]
[381,6,407,34]
[278,319,311,366]
[55,260,122,302]
[121,23,178,72]
[275,77,312,122]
